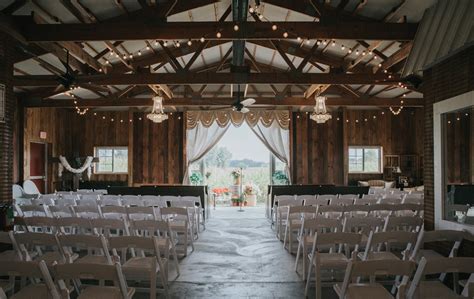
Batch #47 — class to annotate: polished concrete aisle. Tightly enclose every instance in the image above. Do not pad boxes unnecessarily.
[168,206,307,298]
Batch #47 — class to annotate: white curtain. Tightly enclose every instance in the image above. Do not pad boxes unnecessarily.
[249,120,291,183]
[183,121,230,184]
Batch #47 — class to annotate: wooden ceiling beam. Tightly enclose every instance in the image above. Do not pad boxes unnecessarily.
[2,0,27,15]
[14,72,399,87]
[374,42,413,73]
[22,96,423,108]
[16,20,418,41]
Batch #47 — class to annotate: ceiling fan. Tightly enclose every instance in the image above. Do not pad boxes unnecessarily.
[52,51,110,95]
[206,85,256,113]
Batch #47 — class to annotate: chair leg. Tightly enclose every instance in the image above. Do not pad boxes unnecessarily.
[183,230,188,257]
[315,265,321,299]
[304,257,313,297]
[295,240,302,273]
[283,223,288,249]
[289,226,293,254]
[302,245,307,279]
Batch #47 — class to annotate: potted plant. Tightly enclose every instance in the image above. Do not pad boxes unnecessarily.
[272,171,289,185]
[189,172,203,185]
[243,182,260,207]
[231,169,241,185]
[231,195,243,207]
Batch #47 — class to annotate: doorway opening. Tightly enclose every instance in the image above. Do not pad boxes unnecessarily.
[188,122,287,208]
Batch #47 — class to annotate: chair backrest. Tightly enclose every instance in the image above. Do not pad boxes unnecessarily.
[277,198,303,207]
[407,257,474,299]
[56,195,78,206]
[296,195,315,202]
[363,231,418,260]
[121,195,143,206]
[129,219,172,237]
[403,193,423,203]
[15,232,60,261]
[410,229,468,260]
[77,189,93,193]
[94,189,108,195]
[77,194,100,206]
[160,195,180,203]
[108,236,164,270]
[354,197,378,205]
[314,231,362,247]
[127,206,156,220]
[317,205,345,217]
[160,207,189,220]
[72,205,102,218]
[24,216,57,233]
[361,194,379,200]
[49,205,74,218]
[100,195,122,206]
[368,203,398,215]
[23,179,40,195]
[343,204,371,217]
[53,262,130,298]
[170,199,195,208]
[12,184,24,199]
[34,194,57,206]
[339,194,359,200]
[343,216,384,235]
[56,217,92,233]
[57,234,111,262]
[317,194,337,201]
[181,196,201,205]
[378,196,402,205]
[287,205,317,216]
[15,204,47,217]
[302,217,342,233]
[0,260,60,299]
[303,197,330,206]
[101,206,128,220]
[330,197,355,206]
[383,216,423,232]
[90,218,130,236]
[342,260,415,288]
[142,195,167,208]
[274,195,295,203]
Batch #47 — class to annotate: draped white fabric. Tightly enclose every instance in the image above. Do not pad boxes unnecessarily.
[184,110,291,184]
[249,120,291,183]
[183,121,230,184]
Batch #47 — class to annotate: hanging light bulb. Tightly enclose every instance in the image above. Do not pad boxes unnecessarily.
[322,40,327,45]
[176,41,181,47]
[331,40,336,46]
[154,40,159,46]
[146,45,150,50]
[272,24,277,31]
[163,40,168,47]
[216,32,222,38]
[348,49,352,54]
[305,39,311,45]
[310,96,332,124]
[187,40,192,46]
[200,37,205,43]
[233,24,239,31]
[341,45,345,50]
[297,36,302,42]
[316,40,321,46]
[283,31,288,38]
[138,50,142,56]
[147,95,168,123]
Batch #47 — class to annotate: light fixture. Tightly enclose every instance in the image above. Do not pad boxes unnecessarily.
[187,40,192,46]
[297,36,302,42]
[283,32,288,38]
[163,40,168,46]
[272,24,277,31]
[233,24,239,31]
[147,95,168,123]
[310,96,332,124]
[200,37,205,42]
[216,32,222,38]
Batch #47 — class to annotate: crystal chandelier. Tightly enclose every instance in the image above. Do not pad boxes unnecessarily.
[147,95,168,123]
[310,96,332,124]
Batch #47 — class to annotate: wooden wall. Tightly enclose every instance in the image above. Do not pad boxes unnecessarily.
[131,112,185,185]
[291,107,424,185]
[22,108,185,188]
[445,111,472,184]
[69,111,131,182]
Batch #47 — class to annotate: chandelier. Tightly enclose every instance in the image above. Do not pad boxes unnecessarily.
[147,95,168,123]
[310,96,332,124]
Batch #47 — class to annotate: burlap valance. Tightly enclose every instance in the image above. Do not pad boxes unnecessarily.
[186,110,290,129]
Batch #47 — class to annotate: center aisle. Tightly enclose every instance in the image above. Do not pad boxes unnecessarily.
[168,207,305,298]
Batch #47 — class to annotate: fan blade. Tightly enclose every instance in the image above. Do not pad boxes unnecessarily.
[240,107,250,114]
[78,83,110,93]
[205,106,232,111]
[241,98,256,106]
[53,85,66,94]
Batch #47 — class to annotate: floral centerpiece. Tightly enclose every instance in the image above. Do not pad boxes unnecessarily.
[272,170,289,185]
[230,169,241,185]
[189,172,203,185]
[211,187,229,195]
[243,182,260,206]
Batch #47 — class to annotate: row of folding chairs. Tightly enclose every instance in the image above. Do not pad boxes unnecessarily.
[294,224,474,299]
[12,210,195,258]
[275,203,424,240]
[0,233,173,298]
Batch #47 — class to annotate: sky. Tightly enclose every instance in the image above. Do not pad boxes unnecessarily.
[217,122,270,162]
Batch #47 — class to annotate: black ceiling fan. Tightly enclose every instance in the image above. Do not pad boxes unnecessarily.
[206,85,256,113]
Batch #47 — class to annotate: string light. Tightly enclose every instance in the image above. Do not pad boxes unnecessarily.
[200,37,205,42]
[341,45,345,50]
[322,40,327,45]
[175,41,181,47]
[233,24,239,31]
[297,36,302,42]
[331,40,336,47]
[348,49,352,54]
[128,54,133,59]
[187,40,192,46]
[163,40,168,47]
[272,24,277,31]
[283,32,288,38]
[154,40,158,46]
[216,32,222,38]
[305,39,311,45]
[316,40,321,46]
[146,45,150,50]
[138,50,142,56]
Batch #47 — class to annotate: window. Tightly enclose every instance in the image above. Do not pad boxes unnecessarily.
[348,146,382,173]
[94,147,128,174]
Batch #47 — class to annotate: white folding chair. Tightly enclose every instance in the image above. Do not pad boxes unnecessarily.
[57,234,112,265]
[142,195,166,208]
[23,180,40,196]
[56,217,93,235]
[14,232,71,266]
[127,206,157,221]
[335,259,415,299]
[72,205,102,219]
[383,216,423,232]
[130,219,180,278]
[121,195,144,207]
[295,218,342,279]
[101,206,128,220]
[55,194,78,207]
[316,205,345,219]
[330,196,356,206]
[304,197,331,206]
[77,194,100,207]
[94,189,108,195]
[403,194,424,204]
[283,206,317,254]
[23,216,57,234]
[316,194,338,202]
[275,198,303,239]
[354,196,378,205]
[342,216,384,248]
[49,206,74,218]
[272,195,296,225]
[170,199,198,239]
[297,195,316,204]
[89,218,130,237]
[406,257,474,299]
[182,196,205,232]
[109,236,168,298]
[379,195,403,205]
[33,194,56,206]
[160,207,194,257]
[14,204,48,217]
[100,195,122,206]
[305,232,363,298]
[0,260,61,299]
[361,230,418,263]
[54,262,134,299]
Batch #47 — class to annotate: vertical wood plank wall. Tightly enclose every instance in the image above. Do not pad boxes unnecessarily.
[445,112,472,184]
[292,108,424,185]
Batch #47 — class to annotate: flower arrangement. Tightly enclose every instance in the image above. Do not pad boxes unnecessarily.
[230,169,241,179]
[272,171,289,185]
[212,187,230,195]
[243,182,260,196]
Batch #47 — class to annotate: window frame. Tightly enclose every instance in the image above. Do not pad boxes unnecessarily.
[93,146,129,174]
[348,146,383,174]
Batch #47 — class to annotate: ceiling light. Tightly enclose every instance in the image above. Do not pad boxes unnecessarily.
[147,96,168,123]
[310,96,332,124]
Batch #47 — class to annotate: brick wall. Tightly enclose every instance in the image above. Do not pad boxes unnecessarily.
[0,33,15,205]
[423,45,474,255]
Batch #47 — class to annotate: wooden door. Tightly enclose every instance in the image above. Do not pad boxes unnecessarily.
[30,142,47,193]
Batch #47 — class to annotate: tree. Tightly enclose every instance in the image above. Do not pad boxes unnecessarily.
[205,146,232,168]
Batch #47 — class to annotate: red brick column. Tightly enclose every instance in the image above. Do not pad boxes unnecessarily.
[0,32,15,204]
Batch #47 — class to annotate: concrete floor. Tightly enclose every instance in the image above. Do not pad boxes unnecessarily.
[157,207,337,299]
